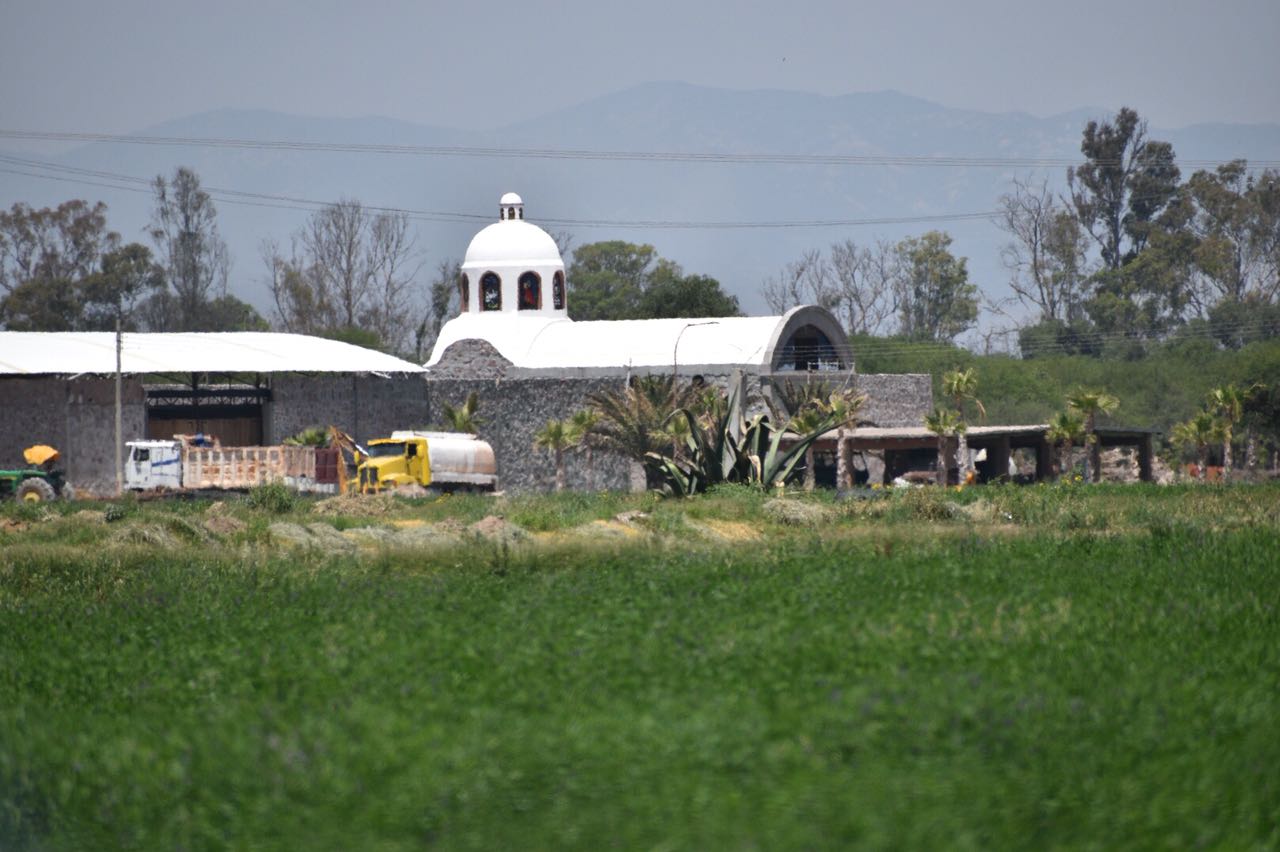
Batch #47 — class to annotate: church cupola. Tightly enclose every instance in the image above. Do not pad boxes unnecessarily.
[458,192,568,318]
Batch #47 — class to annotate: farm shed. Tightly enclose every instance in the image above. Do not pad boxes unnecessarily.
[0,331,427,495]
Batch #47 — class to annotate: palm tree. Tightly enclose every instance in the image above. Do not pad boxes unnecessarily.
[1045,410,1086,478]
[533,419,572,492]
[442,391,482,434]
[660,411,694,463]
[1206,383,1260,482]
[1066,389,1120,483]
[586,375,699,489]
[282,425,329,447]
[1171,411,1225,481]
[942,368,985,476]
[825,389,868,491]
[786,405,830,492]
[566,409,601,489]
[924,407,965,486]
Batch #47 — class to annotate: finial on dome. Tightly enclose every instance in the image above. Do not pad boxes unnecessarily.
[499,192,524,221]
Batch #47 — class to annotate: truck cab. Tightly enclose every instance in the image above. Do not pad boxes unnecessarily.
[125,440,183,490]
[358,437,431,492]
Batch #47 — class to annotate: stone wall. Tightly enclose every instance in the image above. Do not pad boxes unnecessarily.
[759,372,932,427]
[0,377,147,495]
[852,373,933,428]
[428,376,635,493]
[267,374,429,446]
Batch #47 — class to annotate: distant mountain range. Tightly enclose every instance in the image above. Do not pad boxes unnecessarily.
[4,82,1279,322]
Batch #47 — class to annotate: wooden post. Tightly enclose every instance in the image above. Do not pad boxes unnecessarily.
[1035,435,1054,482]
[1138,434,1153,483]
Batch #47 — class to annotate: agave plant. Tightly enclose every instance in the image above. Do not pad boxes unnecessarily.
[646,380,859,497]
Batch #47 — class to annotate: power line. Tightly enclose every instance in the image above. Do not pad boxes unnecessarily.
[0,154,1006,231]
[2,128,1276,170]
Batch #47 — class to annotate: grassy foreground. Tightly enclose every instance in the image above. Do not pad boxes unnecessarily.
[2,486,1279,849]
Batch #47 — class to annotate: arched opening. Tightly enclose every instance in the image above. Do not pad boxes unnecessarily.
[459,273,470,313]
[552,271,565,310]
[776,324,840,371]
[518,271,541,310]
[480,272,502,311]
[507,206,516,220]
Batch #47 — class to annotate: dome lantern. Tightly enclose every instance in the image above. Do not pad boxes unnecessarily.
[499,191,524,221]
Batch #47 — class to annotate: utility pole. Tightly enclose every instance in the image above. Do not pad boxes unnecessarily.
[114,317,123,495]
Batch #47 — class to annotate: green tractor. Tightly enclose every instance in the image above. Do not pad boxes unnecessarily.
[0,445,71,503]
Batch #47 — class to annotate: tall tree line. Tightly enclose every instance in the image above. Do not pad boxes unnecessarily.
[760,106,1279,354]
[0,168,265,334]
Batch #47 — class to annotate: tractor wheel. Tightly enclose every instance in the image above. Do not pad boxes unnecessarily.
[17,478,57,503]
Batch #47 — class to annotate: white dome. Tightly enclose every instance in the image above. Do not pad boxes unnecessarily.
[463,219,563,268]
[457,193,568,318]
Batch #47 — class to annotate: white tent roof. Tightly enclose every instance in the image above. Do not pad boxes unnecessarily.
[0,332,425,376]
[426,313,788,370]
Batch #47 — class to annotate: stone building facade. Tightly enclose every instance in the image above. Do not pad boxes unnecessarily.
[418,192,934,493]
[422,338,933,494]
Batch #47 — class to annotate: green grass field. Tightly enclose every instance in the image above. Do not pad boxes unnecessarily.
[2,485,1278,849]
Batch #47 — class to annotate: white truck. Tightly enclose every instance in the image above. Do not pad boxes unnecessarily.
[124,439,335,493]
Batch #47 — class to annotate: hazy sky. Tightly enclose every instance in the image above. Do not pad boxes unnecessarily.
[3,0,1278,133]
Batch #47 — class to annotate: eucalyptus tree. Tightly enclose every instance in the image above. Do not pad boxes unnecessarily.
[895,231,979,342]
[150,168,230,331]
[1067,108,1180,272]
[996,177,1091,322]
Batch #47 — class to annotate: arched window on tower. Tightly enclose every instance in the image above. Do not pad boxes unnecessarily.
[552,271,565,310]
[459,273,470,313]
[518,271,541,310]
[481,272,502,311]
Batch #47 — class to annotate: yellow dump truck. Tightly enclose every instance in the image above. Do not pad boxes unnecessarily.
[356,431,497,494]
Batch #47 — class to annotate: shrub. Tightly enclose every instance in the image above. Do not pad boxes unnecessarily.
[245,482,297,514]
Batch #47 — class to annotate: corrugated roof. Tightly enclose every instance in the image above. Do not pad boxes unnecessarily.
[427,313,785,370]
[0,332,425,376]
